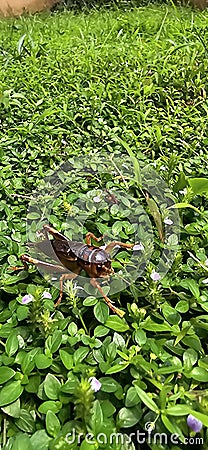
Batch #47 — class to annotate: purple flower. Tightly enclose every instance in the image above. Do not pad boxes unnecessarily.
[89,377,102,392]
[164,218,173,226]
[22,294,34,304]
[150,270,161,281]
[42,291,52,299]
[187,414,203,433]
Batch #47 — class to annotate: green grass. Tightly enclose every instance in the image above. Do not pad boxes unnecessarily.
[0,5,208,450]
[0,5,208,171]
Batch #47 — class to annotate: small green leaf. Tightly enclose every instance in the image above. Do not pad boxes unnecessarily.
[166,405,191,415]
[101,399,116,417]
[35,354,52,369]
[189,367,208,382]
[175,300,189,313]
[44,374,61,400]
[94,325,109,337]
[61,374,79,394]
[30,430,51,450]
[188,177,208,195]
[0,366,15,384]
[161,415,185,443]
[38,401,62,414]
[17,33,26,55]
[94,301,109,323]
[25,374,41,393]
[145,194,164,242]
[0,380,23,407]
[173,172,187,193]
[141,319,172,332]
[118,406,142,428]
[5,332,19,357]
[59,350,73,370]
[1,399,21,418]
[99,377,120,393]
[134,329,147,346]
[134,385,158,412]
[169,203,202,214]
[90,400,103,434]
[106,363,129,374]
[183,349,198,372]
[46,330,62,353]
[46,410,61,437]
[73,347,89,365]
[15,409,35,433]
[180,279,200,299]
[125,387,140,407]
[12,432,33,450]
[68,322,78,335]
[21,349,39,374]
[80,440,97,450]
[162,302,181,325]
[16,306,29,321]
[174,325,191,346]
[105,316,129,332]
[83,297,98,306]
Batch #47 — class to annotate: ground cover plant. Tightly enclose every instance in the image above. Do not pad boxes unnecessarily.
[0,4,208,449]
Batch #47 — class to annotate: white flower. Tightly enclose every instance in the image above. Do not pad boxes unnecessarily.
[89,377,102,392]
[42,291,52,299]
[150,270,161,281]
[179,188,187,195]
[164,218,173,225]
[93,196,101,203]
[202,278,208,284]
[22,294,34,304]
[133,243,144,251]
[205,259,208,267]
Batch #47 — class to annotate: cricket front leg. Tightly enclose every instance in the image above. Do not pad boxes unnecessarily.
[85,232,104,246]
[43,224,68,241]
[105,241,134,254]
[90,278,125,318]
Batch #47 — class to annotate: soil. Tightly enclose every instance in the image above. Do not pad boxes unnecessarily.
[0,0,59,16]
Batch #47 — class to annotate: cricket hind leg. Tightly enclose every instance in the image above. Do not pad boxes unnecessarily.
[9,254,30,271]
[54,272,79,307]
[10,254,80,308]
[90,278,125,318]
[11,254,67,273]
